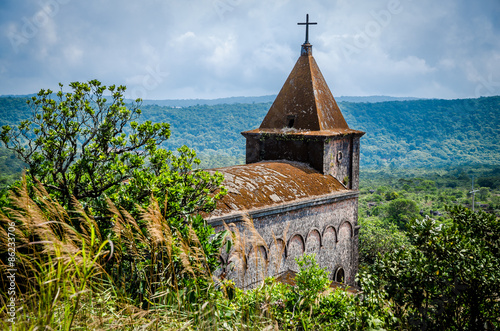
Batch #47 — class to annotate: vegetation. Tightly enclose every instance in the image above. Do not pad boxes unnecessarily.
[367,206,500,329]
[1,95,499,169]
[0,178,236,330]
[0,81,229,327]
[1,88,499,329]
[1,81,172,205]
[0,148,24,191]
[234,254,393,330]
[357,167,500,329]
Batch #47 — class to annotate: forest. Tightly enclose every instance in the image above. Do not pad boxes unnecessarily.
[0,87,498,330]
[1,95,499,170]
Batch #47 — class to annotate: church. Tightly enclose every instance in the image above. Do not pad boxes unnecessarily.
[207,16,365,289]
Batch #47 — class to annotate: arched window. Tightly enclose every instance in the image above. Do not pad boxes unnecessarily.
[335,267,345,283]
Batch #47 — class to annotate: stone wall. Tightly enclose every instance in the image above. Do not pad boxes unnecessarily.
[210,193,359,289]
[323,135,362,190]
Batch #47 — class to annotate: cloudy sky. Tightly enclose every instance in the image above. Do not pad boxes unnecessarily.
[1,0,499,100]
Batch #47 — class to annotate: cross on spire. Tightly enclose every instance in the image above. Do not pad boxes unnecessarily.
[297,14,317,44]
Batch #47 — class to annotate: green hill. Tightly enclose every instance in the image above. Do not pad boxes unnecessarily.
[139,96,499,168]
[0,95,498,169]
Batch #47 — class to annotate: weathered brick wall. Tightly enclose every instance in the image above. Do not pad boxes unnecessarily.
[323,134,362,190]
[212,195,359,289]
[324,136,353,188]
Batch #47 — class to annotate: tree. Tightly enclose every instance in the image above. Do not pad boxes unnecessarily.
[386,198,419,229]
[1,80,169,205]
[369,206,500,330]
[358,217,409,266]
[0,80,226,226]
[0,80,229,306]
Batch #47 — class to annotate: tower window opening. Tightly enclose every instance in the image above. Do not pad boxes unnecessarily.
[286,115,296,128]
[335,267,345,283]
[337,151,343,162]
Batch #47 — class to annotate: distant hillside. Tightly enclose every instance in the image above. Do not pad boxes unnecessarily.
[1,93,422,107]
[138,97,500,168]
[0,96,31,126]
[0,95,498,168]
[130,95,422,107]
[336,96,423,103]
[136,95,277,107]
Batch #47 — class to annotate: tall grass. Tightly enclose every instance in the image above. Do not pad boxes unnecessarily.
[0,178,274,330]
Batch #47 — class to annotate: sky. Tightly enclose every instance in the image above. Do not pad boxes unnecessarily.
[1,0,499,100]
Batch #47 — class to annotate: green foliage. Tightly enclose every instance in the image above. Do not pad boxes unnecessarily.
[385,198,419,229]
[0,178,239,330]
[0,81,229,314]
[359,217,410,266]
[0,148,25,190]
[112,144,226,221]
[369,206,500,330]
[0,80,170,208]
[234,254,395,330]
[384,191,399,201]
[0,179,114,330]
[0,81,227,235]
[294,254,331,307]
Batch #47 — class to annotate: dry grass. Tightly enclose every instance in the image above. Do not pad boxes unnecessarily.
[0,178,276,330]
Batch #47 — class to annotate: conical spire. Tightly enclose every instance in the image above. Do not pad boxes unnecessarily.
[259,44,349,131]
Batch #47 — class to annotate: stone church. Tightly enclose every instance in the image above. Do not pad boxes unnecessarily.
[207,17,365,289]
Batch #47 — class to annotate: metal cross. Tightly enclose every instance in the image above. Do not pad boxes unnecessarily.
[297,14,317,44]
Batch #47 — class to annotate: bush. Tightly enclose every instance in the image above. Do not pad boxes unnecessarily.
[386,198,419,229]
[359,217,409,266]
[369,206,500,330]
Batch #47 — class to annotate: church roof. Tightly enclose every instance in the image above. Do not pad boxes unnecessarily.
[249,43,357,134]
[207,160,349,219]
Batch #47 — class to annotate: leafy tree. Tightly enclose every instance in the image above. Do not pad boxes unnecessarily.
[293,253,331,308]
[385,191,399,201]
[0,80,232,314]
[478,187,491,201]
[0,80,226,220]
[369,206,500,330]
[0,80,170,207]
[386,198,419,229]
[358,217,409,266]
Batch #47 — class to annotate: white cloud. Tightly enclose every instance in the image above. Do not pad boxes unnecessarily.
[0,0,499,99]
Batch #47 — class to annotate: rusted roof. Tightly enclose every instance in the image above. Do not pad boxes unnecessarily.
[255,44,350,132]
[207,160,349,218]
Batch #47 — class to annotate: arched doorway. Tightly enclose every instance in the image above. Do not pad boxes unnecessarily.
[335,267,345,283]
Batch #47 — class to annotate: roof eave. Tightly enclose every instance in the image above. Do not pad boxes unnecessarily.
[207,189,359,227]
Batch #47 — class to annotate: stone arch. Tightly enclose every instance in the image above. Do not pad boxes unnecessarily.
[305,228,321,255]
[246,245,268,288]
[334,266,345,283]
[287,233,305,257]
[321,225,337,268]
[246,245,268,264]
[322,225,337,248]
[268,238,286,276]
[287,233,305,271]
[337,221,353,240]
[336,221,353,283]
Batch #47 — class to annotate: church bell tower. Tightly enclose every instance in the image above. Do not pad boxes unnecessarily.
[241,15,365,189]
